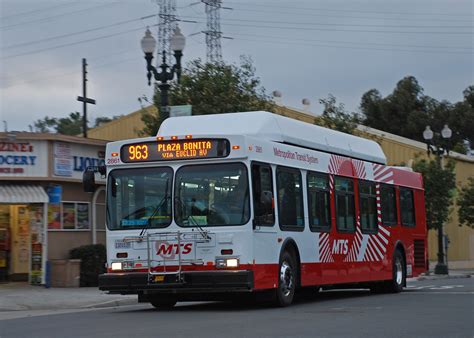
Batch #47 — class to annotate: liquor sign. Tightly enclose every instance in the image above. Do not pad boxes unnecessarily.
[0,140,48,177]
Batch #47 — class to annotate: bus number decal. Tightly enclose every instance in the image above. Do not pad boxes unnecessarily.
[128,145,149,161]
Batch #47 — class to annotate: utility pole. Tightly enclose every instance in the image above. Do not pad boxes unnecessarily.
[77,58,96,138]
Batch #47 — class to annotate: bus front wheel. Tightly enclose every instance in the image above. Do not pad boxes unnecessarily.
[275,251,296,307]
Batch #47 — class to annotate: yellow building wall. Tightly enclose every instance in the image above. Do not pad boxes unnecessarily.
[88,105,474,267]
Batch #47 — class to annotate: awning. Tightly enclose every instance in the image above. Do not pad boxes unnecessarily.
[0,185,49,203]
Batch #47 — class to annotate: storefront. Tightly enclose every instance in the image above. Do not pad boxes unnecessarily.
[0,132,107,284]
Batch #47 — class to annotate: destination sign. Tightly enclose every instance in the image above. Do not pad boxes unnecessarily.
[120,139,230,163]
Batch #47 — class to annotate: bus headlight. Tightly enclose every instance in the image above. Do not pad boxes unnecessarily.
[111,262,123,271]
[215,258,239,268]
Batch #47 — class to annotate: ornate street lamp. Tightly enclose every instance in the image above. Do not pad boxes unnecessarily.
[141,26,186,126]
[422,124,452,275]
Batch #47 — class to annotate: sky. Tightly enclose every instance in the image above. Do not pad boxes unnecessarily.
[0,0,473,132]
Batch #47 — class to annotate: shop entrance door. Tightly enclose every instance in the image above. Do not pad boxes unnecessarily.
[10,205,30,279]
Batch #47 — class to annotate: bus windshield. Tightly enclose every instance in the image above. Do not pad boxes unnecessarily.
[107,167,172,230]
[175,163,250,226]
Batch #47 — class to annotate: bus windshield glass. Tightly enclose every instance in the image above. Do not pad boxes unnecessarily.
[107,167,172,230]
[175,163,250,226]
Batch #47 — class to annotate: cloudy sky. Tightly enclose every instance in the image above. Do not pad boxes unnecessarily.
[0,0,472,132]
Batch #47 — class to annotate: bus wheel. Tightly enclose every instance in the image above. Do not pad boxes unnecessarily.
[388,250,405,293]
[150,297,177,310]
[275,251,296,307]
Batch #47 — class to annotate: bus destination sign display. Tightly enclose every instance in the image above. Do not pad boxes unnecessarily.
[120,139,230,162]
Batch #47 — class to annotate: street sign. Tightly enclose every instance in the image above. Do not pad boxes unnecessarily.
[169,105,192,117]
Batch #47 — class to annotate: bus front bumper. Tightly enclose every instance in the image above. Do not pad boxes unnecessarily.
[99,270,254,294]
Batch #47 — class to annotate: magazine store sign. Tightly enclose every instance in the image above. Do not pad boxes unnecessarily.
[0,141,48,177]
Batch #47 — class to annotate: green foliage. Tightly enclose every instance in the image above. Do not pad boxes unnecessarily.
[317,94,359,134]
[360,76,474,151]
[413,158,456,230]
[141,57,272,135]
[32,112,85,135]
[458,177,474,228]
[69,244,106,287]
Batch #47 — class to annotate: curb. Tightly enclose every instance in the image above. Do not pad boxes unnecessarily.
[416,274,472,281]
[81,298,137,309]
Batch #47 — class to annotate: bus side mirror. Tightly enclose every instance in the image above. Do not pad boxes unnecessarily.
[83,170,96,193]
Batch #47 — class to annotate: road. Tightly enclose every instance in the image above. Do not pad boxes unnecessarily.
[1,277,472,338]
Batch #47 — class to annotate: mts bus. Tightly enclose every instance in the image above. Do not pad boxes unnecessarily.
[84,111,428,308]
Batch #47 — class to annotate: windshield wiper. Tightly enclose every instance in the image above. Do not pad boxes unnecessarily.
[174,196,210,241]
[139,179,170,237]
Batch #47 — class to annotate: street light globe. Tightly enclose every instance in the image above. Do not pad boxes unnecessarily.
[170,26,186,52]
[441,124,452,139]
[141,28,156,54]
[423,126,433,141]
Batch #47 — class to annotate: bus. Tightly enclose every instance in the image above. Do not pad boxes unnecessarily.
[84,111,428,308]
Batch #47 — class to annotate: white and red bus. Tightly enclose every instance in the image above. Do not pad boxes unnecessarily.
[85,111,428,307]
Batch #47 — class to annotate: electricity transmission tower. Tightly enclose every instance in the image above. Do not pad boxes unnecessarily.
[155,0,178,65]
[202,0,223,63]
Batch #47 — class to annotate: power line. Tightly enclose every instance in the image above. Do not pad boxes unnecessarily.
[1,25,157,60]
[228,7,474,23]
[179,15,473,29]
[233,36,472,55]
[226,1,474,17]
[217,21,472,35]
[0,3,118,30]
[0,2,76,20]
[2,14,157,50]
[230,32,473,51]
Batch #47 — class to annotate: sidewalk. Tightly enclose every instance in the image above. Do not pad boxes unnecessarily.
[0,282,136,312]
[416,269,473,281]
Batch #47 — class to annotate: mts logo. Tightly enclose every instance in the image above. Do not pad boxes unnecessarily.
[156,242,192,258]
[332,239,349,255]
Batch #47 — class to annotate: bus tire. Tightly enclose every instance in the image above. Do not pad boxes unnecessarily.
[275,251,296,307]
[387,249,405,293]
[150,297,177,310]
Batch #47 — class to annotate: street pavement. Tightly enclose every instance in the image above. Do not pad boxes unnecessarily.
[0,273,472,338]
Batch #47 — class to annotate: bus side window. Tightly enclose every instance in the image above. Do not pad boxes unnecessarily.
[400,188,416,227]
[335,176,355,233]
[277,166,305,231]
[359,180,377,234]
[252,163,275,226]
[380,184,397,226]
[307,172,331,232]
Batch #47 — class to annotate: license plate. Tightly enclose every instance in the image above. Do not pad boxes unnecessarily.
[153,275,165,283]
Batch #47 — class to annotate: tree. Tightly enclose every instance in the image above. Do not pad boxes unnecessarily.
[141,57,272,135]
[458,177,474,228]
[360,76,474,151]
[317,94,359,134]
[412,158,456,230]
[32,113,119,135]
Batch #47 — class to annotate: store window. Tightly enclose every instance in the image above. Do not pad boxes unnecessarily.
[48,202,90,230]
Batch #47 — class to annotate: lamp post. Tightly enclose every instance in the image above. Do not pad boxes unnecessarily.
[422,124,452,275]
[141,26,185,126]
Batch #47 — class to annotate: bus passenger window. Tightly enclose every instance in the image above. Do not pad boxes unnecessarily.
[400,188,415,227]
[307,172,330,232]
[380,185,397,226]
[359,180,377,233]
[277,167,304,230]
[335,177,355,232]
[252,163,275,226]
